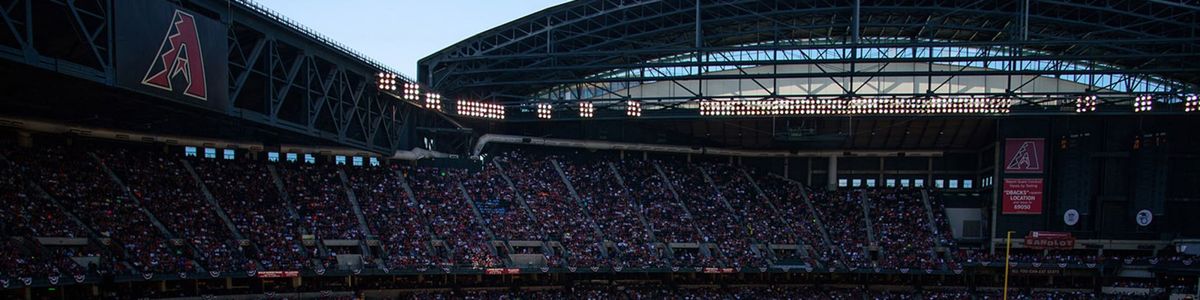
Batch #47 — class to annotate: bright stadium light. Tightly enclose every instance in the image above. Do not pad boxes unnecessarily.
[1186,95,1199,113]
[457,100,505,119]
[403,82,420,101]
[579,102,595,118]
[627,100,642,117]
[536,103,552,119]
[1076,95,1098,113]
[1133,94,1153,112]
[425,93,442,111]
[376,72,397,91]
[697,97,1010,117]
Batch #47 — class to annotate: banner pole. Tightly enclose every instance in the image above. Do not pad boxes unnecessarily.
[1003,230,1014,300]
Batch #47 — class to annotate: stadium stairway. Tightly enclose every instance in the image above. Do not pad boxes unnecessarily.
[604,161,664,250]
[91,152,208,273]
[651,162,718,266]
[454,181,509,266]
[773,174,841,269]
[334,168,380,264]
[858,192,878,247]
[857,191,881,267]
[392,169,439,241]
[0,151,137,272]
[919,189,951,269]
[180,159,247,241]
[266,165,319,269]
[490,159,563,266]
[180,159,265,271]
[740,168,812,263]
[697,165,768,264]
[547,158,611,258]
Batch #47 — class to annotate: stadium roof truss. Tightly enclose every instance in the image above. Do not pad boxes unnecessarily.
[418,0,1200,121]
[0,0,445,154]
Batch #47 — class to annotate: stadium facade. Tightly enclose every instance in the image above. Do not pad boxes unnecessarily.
[0,0,1198,298]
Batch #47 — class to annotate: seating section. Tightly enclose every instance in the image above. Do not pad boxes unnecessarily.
[865,188,941,269]
[658,163,765,268]
[756,175,828,264]
[393,285,1092,299]
[703,163,797,245]
[8,145,192,274]
[98,148,250,272]
[496,152,605,267]
[402,166,500,268]
[809,189,873,268]
[278,164,362,240]
[0,146,86,238]
[613,160,702,245]
[3,142,1178,276]
[459,164,543,242]
[191,159,308,271]
[344,167,438,268]
[555,156,664,268]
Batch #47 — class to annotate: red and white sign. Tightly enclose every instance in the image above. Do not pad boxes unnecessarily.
[1024,231,1075,249]
[257,271,299,278]
[1002,178,1043,214]
[702,267,737,274]
[1004,138,1045,174]
[484,268,521,275]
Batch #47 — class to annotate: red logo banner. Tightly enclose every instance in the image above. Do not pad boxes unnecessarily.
[142,10,208,100]
[1004,138,1045,174]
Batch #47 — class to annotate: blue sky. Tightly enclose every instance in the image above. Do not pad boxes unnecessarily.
[255,0,568,78]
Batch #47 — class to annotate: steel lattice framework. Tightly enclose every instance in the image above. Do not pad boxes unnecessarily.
[0,0,434,154]
[419,0,1200,121]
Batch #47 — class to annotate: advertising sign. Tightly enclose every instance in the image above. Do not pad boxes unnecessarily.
[1003,178,1044,214]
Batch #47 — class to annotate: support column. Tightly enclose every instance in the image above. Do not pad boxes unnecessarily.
[783,158,790,178]
[828,156,839,191]
[16,130,32,147]
[807,158,813,186]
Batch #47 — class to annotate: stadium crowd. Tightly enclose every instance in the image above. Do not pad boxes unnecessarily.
[0,142,1195,279]
[7,145,192,274]
[864,188,942,269]
[391,285,1149,299]
[99,147,251,272]
[496,152,606,267]
[344,167,439,268]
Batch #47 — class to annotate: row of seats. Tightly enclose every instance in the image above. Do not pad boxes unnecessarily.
[0,143,1140,278]
[395,285,1107,299]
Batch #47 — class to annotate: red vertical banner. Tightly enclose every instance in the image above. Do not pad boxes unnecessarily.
[1004,138,1045,174]
[1002,178,1044,214]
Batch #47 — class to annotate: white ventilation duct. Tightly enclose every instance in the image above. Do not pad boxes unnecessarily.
[472,133,941,158]
[391,147,458,160]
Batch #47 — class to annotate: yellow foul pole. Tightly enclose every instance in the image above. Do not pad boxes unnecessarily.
[1003,230,1014,300]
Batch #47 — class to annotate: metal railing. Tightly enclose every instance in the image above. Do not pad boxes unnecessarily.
[232,0,414,83]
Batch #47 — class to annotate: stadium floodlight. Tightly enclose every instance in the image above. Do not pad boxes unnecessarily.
[627,100,642,117]
[457,100,505,119]
[403,82,420,101]
[698,97,1010,117]
[1133,95,1153,113]
[536,103,552,119]
[376,72,398,91]
[425,93,442,111]
[579,102,595,118]
[1075,95,1098,113]
[1184,95,1198,113]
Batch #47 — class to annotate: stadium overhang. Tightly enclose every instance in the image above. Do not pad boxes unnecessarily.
[418,0,1200,121]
